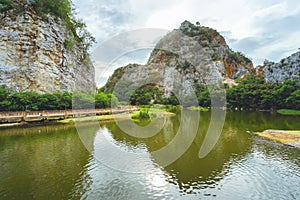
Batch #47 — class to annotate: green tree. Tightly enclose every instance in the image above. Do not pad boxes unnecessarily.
[130,84,163,105]
[72,91,94,109]
[0,85,12,111]
[9,91,40,111]
[285,90,300,110]
[95,92,118,108]
[0,0,12,12]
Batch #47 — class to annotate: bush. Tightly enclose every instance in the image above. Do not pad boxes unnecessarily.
[0,0,12,12]
[0,85,117,111]
[33,0,72,20]
[226,76,299,110]
[3,0,95,50]
[131,110,150,120]
[64,38,75,51]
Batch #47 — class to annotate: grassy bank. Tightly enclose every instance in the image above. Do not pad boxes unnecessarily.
[277,109,300,116]
[58,112,138,124]
[187,106,209,111]
[131,106,176,121]
[0,105,177,128]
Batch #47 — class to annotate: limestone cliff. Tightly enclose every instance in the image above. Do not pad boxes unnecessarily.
[256,51,300,83]
[0,2,95,93]
[103,21,254,97]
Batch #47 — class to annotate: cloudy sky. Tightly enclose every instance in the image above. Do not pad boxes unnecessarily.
[73,0,300,85]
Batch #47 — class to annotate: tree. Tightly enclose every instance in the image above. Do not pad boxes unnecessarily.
[0,0,12,12]
[130,84,163,105]
[95,92,118,108]
[72,91,94,109]
[9,91,40,111]
[285,90,300,110]
[0,85,12,111]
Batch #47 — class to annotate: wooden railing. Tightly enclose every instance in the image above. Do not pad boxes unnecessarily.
[0,106,138,123]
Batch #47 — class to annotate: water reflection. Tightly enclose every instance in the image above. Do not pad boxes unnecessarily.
[84,111,250,196]
[0,126,91,199]
[90,111,300,198]
[0,111,299,199]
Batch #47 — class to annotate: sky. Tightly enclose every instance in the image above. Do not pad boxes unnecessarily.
[72,0,300,86]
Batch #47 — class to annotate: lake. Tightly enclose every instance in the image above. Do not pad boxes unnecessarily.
[0,111,299,200]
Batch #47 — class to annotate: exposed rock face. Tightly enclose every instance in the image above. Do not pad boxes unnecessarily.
[256,51,300,83]
[0,6,95,93]
[103,21,254,98]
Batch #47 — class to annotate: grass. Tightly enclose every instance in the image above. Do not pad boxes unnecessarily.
[187,106,209,111]
[0,105,176,128]
[131,105,176,126]
[132,105,176,119]
[59,106,176,125]
[277,109,300,116]
[131,110,150,120]
[59,112,137,124]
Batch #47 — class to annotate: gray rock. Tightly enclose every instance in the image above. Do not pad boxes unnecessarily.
[103,21,254,98]
[258,51,300,83]
[0,8,95,93]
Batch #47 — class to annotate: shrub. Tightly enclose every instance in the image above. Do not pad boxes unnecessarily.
[0,85,117,111]
[64,38,75,51]
[2,0,95,50]
[0,0,12,12]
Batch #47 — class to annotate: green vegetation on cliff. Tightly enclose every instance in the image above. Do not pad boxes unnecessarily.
[0,0,12,12]
[0,0,95,50]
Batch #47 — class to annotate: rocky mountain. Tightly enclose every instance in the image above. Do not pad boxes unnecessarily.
[103,21,254,99]
[0,1,95,93]
[256,51,300,83]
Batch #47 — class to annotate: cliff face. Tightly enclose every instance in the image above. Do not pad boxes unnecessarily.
[0,5,95,93]
[103,21,254,97]
[256,51,300,83]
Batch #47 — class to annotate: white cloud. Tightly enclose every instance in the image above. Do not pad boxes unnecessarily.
[72,0,300,85]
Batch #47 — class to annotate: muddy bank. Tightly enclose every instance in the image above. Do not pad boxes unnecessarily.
[255,130,300,148]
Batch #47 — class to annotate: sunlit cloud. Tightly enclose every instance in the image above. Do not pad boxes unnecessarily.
[73,0,300,85]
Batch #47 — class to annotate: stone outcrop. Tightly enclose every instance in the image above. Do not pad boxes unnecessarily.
[256,51,300,83]
[103,21,254,98]
[0,4,95,93]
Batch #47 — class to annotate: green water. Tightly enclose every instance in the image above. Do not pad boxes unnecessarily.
[0,111,299,200]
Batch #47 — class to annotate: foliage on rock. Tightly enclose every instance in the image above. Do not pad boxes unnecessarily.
[0,0,95,50]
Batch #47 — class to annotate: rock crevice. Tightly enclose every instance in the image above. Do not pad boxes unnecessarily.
[0,7,95,93]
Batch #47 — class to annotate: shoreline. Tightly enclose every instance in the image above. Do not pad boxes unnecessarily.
[0,107,138,128]
[0,110,176,129]
[0,107,298,129]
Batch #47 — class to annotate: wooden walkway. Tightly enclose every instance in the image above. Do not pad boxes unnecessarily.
[0,106,138,123]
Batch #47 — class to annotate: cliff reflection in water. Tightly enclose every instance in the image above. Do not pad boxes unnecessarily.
[99,110,253,193]
[0,111,299,199]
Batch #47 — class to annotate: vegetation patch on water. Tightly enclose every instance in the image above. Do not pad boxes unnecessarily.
[131,110,151,120]
[59,112,137,124]
[256,130,300,148]
[277,109,300,116]
[58,105,176,126]
[131,105,176,126]
[187,106,209,111]
[133,105,175,118]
